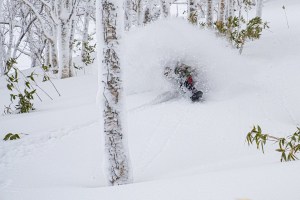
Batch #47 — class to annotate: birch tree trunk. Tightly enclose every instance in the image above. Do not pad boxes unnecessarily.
[58,20,72,79]
[57,0,76,78]
[217,0,225,25]
[45,40,50,66]
[69,19,75,74]
[256,0,263,18]
[0,30,4,74]
[206,0,213,27]
[98,0,132,185]
[50,39,58,71]
[27,31,38,68]
[188,0,197,24]
[160,0,170,18]
[125,0,132,30]
[137,0,144,26]
[0,37,4,74]
[6,11,14,59]
[143,5,151,24]
[227,0,234,19]
[0,0,3,74]
[81,0,91,60]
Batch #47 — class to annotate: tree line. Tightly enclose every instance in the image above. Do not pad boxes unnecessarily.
[0,0,266,77]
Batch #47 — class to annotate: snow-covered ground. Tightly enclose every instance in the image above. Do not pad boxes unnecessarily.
[1,0,300,199]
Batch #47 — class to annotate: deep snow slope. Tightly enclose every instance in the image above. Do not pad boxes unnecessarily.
[1,0,300,200]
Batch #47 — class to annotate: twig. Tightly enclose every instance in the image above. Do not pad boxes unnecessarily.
[17,69,53,101]
[282,5,289,29]
[48,77,61,96]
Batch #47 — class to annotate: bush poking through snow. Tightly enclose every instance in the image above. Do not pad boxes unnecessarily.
[81,37,96,66]
[4,60,57,114]
[73,35,96,68]
[188,12,198,25]
[215,16,269,54]
[246,126,300,162]
[3,133,20,141]
[4,59,36,114]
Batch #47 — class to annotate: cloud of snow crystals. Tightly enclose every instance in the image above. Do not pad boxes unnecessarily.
[122,18,252,98]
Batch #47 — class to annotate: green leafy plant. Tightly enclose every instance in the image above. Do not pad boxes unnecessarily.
[246,125,300,162]
[215,16,269,54]
[4,60,59,114]
[188,11,198,25]
[82,39,96,66]
[213,0,269,54]
[3,133,21,141]
[242,0,254,12]
[4,59,37,114]
[73,35,96,67]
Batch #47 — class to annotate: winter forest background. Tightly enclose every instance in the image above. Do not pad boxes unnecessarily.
[1,0,300,199]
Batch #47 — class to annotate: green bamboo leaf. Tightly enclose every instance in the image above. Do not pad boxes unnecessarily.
[3,133,13,141]
[25,82,30,89]
[261,142,265,153]
[7,84,13,91]
[257,125,262,133]
[282,152,287,162]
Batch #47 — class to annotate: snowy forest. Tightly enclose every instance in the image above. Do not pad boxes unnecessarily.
[1,0,300,199]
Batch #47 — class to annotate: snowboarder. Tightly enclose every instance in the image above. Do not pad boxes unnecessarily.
[164,62,203,102]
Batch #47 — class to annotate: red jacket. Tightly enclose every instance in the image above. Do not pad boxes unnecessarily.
[187,76,193,85]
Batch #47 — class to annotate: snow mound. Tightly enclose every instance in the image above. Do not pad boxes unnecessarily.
[123,18,252,99]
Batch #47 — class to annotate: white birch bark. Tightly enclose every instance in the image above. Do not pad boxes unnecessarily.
[45,40,50,66]
[27,29,39,68]
[125,0,132,30]
[256,0,263,18]
[0,0,4,74]
[137,0,144,26]
[143,4,151,24]
[57,0,77,79]
[81,0,91,60]
[98,0,132,185]
[50,39,58,71]
[227,0,234,19]
[217,0,225,24]
[6,9,14,60]
[58,20,71,78]
[160,0,170,18]
[0,34,4,74]
[69,19,75,75]
[206,0,213,27]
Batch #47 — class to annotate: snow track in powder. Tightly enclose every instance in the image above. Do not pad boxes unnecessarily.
[135,104,192,179]
[0,120,97,168]
[127,91,179,112]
